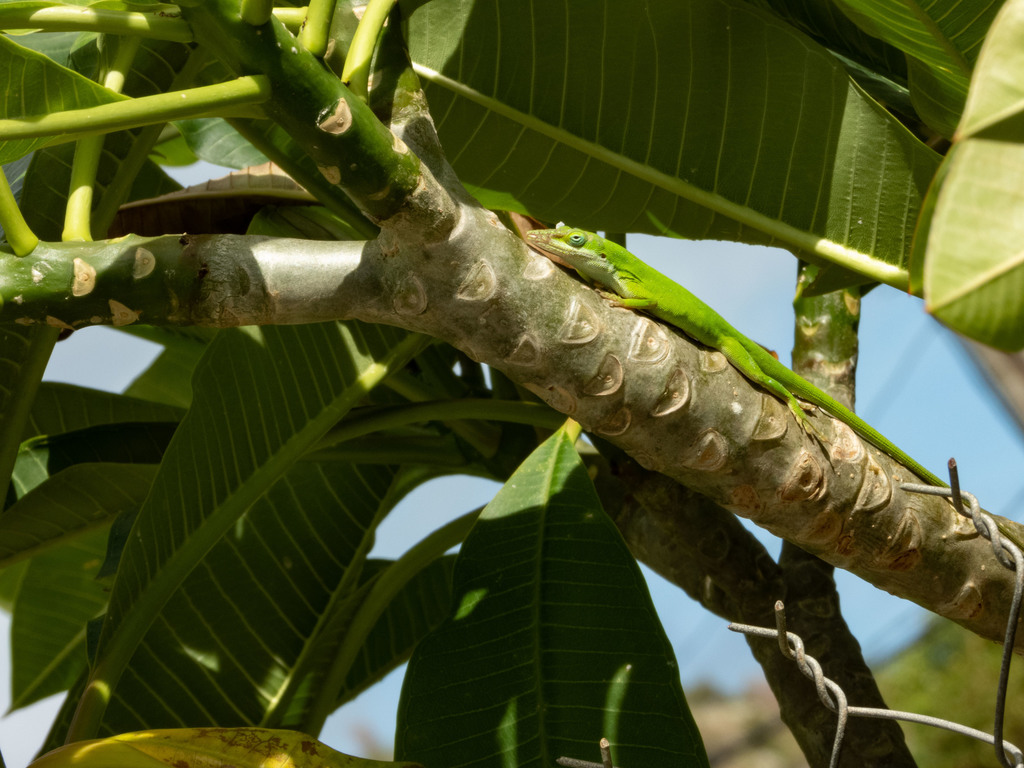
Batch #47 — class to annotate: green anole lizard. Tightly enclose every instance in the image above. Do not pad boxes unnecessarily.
[526,224,1024,551]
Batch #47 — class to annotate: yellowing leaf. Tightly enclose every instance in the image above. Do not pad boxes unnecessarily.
[31,728,420,768]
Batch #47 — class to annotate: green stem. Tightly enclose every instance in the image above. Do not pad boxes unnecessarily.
[298,0,337,58]
[0,76,271,145]
[225,117,377,237]
[91,48,209,235]
[313,399,565,452]
[185,1,422,222]
[0,167,37,256]
[341,0,396,101]
[303,507,481,735]
[63,133,105,240]
[63,36,141,242]
[0,5,193,41]
[273,7,307,32]
[239,0,273,26]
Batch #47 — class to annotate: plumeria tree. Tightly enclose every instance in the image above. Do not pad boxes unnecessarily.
[2,1,1024,767]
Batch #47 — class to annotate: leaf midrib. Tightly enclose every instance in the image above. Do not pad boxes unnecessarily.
[412,62,909,287]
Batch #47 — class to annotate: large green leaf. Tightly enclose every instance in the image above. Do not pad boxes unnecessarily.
[0,325,56,508]
[100,461,402,732]
[24,383,183,440]
[121,327,217,409]
[34,551,456,755]
[73,323,427,740]
[752,0,908,88]
[830,0,1004,137]
[402,0,939,280]
[920,0,1024,350]
[175,117,270,170]
[396,429,708,768]
[95,462,456,734]
[0,463,156,567]
[11,421,175,498]
[10,526,109,711]
[5,29,88,69]
[0,33,126,164]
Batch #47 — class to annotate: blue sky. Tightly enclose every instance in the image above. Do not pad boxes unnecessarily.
[2,163,1023,766]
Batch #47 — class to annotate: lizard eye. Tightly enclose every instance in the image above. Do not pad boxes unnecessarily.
[568,233,587,246]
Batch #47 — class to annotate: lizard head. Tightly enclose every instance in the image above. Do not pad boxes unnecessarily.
[525,225,619,289]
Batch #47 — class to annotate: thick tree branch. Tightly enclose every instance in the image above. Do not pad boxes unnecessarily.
[605,461,912,767]
[2,219,1021,656]
[599,278,915,768]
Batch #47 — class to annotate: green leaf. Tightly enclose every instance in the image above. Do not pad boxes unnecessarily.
[73,323,427,740]
[100,461,404,731]
[10,526,109,711]
[4,28,88,68]
[337,555,456,705]
[0,561,27,611]
[176,117,269,169]
[921,0,1024,350]
[0,34,126,164]
[396,429,708,768]
[94,470,454,733]
[829,0,1002,137]
[247,205,367,241]
[403,0,938,282]
[0,326,57,510]
[0,463,157,567]
[753,0,908,89]
[24,382,183,440]
[9,421,171,512]
[121,327,217,408]
[149,133,199,166]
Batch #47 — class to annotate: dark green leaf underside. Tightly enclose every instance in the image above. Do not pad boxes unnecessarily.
[397,430,708,768]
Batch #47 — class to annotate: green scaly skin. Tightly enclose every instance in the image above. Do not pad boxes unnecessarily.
[526,225,1024,551]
